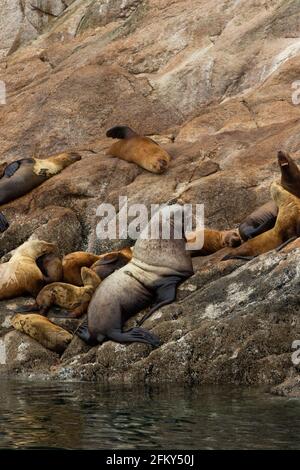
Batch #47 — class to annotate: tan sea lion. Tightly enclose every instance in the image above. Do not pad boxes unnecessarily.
[0,239,56,300]
[0,152,81,232]
[76,205,194,347]
[106,126,171,174]
[62,247,132,286]
[223,181,300,260]
[186,228,241,256]
[11,314,72,354]
[239,151,300,241]
[16,267,101,318]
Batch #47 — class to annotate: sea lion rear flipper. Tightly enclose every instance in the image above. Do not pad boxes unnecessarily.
[106,126,138,140]
[0,212,9,232]
[75,318,98,346]
[4,161,21,178]
[107,327,160,348]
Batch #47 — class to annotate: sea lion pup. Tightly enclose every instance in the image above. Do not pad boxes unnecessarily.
[0,240,56,300]
[186,228,241,256]
[223,181,300,260]
[76,205,194,347]
[62,247,132,286]
[11,314,72,354]
[106,126,171,174]
[239,151,300,241]
[0,151,81,207]
[36,253,63,283]
[16,267,101,318]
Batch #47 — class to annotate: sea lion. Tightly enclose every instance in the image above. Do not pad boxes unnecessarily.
[106,126,171,174]
[0,239,56,300]
[11,314,72,354]
[16,267,101,318]
[62,247,132,286]
[36,253,63,283]
[223,181,300,260]
[239,151,300,241]
[76,205,194,347]
[0,152,81,231]
[186,228,241,256]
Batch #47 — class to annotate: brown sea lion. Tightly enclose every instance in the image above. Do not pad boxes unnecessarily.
[0,240,56,300]
[223,181,300,260]
[239,151,300,241]
[11,314,72,354]
[62,247,132,286]
[16,267,101,318]
[106,126,171,174]
[36,253,63,283]
[0,152,81,232]
[186,228,241,256]
[76,205,194,347]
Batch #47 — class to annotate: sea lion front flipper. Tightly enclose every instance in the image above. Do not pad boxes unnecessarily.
[222,254,255,261]
[4,161,21,178]
[15,303,39,313]
[107,327,160,348]
[276,236,298,252]
[137,280,178,326]
[106,126,138,139]
[75,319,98,346]
[0,212,9,232]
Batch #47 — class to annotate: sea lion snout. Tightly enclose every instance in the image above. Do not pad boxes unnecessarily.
[278,150,289,167]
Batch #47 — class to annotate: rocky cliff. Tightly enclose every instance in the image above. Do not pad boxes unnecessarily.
[1,0,300,395]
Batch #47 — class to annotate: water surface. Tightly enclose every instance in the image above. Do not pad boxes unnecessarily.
[0,379,299,449]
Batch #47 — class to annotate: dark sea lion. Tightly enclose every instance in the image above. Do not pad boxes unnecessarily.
[16,267,101,318]
[0,152,81,232]
[106,126,171,174]
[0,240,56,300]
[239,151,300,241]
[76,205,194,347]
[223,182,300,260]
[11,313,72,354]
[62,248,132,286]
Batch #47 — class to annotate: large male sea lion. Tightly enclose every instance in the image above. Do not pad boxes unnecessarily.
[11,314,72,354]
[106,126,171,174]
[76,205,194,347]
[223,181,300,260]
[16,267,101,318]
[0,152,81,232]
[62,247,132,286]
[0,239,56,300]
[239,151,300,241]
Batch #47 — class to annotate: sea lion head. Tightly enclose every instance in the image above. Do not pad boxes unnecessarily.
[17,239,56,258]
[223,230,242,248]
[278,150,300,198]
[81,267,101,289]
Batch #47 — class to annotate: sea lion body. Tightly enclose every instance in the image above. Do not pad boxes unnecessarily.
[11,313,72,354]
[106,126,171,174]
[224,182,300,259]
[77,206,193,347]
[0,152,81,206]
[239,151,300,241]
[0,240,56,300]
[32,267,101,317]
[63,248,132,286]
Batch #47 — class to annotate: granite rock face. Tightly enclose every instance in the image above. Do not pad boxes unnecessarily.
[1,0,300,392]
